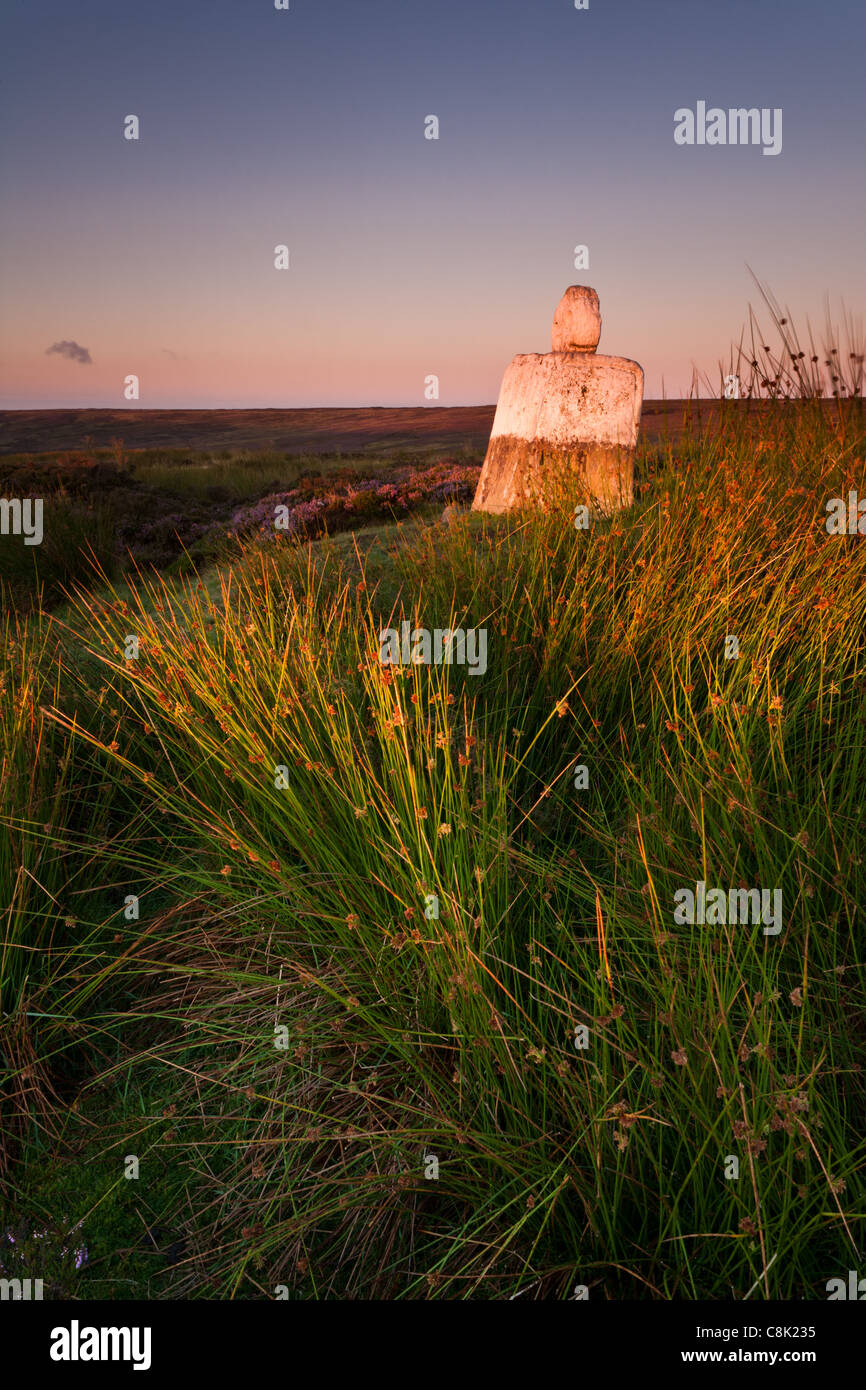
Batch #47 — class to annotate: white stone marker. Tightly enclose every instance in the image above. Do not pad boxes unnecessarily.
[472,286,643,515]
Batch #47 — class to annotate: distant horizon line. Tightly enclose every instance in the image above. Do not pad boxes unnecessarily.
[0,397,741,413]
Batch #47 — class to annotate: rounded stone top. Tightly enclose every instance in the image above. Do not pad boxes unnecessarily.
[552,285,601,352]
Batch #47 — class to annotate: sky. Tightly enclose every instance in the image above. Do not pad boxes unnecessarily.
[1,0,864,407]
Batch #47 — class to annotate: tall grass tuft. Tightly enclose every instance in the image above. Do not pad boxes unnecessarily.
[29,395,864,1298]
[0,602,134,1183]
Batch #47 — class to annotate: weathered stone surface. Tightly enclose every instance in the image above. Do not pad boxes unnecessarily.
[472,288,643,516]
[551,285,601,352]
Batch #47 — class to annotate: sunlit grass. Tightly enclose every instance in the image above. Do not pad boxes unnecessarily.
[1,378,864,1298]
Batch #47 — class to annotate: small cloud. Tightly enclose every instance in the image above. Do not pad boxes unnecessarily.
[159,347,179,360]
[46,340,92,365]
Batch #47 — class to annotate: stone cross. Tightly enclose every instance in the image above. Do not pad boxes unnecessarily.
[471,286,643,515]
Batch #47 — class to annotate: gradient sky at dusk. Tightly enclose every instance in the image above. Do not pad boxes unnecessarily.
[1,0,864,407]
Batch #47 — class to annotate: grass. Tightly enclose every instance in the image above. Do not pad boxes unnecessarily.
[0,446,481,612]
[0,604,126,1179]
[0,384,863,1299]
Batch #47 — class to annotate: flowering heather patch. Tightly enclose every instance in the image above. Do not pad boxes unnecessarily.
[0,446,481,611]
[0,1222,88,1296]
[229,458,481,540]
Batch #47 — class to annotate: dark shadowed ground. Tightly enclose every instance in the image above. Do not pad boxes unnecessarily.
[0,401,774,457]
[0,407,497,457]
